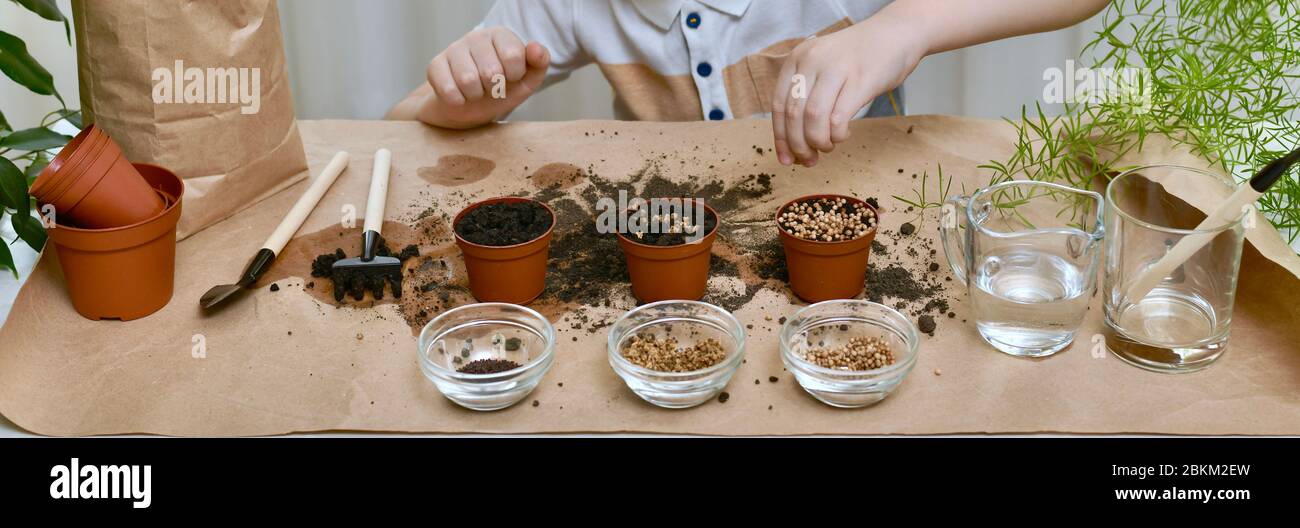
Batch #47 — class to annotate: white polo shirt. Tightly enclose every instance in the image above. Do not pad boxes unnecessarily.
[482,0,900,121]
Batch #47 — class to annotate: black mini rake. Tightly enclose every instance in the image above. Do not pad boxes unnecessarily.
[331,148,403,301]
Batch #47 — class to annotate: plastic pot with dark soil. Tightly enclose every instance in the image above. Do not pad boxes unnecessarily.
[615,199,719,303]
[453,197,555,304]
[777,194,879,303]
[45,163,184,321]
[29,124,164,229]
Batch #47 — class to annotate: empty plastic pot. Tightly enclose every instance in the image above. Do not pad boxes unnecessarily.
[45,163,184,320]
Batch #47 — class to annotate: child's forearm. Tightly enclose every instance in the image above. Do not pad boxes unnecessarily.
[386,83,496,129]
[880,0,1111,57]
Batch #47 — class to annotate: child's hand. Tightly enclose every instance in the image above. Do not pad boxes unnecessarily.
[418,26,550,129]
[771,19,924,167]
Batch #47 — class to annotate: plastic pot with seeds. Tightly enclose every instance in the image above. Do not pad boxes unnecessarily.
[615,198,719,303]
[777,194,880,302]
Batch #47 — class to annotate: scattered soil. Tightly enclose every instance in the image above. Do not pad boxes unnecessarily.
[899,222,916,236]
[269,283,280,292]
[918,314,937,335]
[276,140,957,340]
[418,155,495,186]
[455,200,553,246]
[457,358,521,374]
[866,264,939,304]
[310,239,419,302]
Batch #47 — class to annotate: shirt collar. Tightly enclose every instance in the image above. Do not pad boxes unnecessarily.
[632,0,753,31]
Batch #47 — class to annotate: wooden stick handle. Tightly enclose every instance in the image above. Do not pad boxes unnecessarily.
[1123,184,1260,301]
[364,149,392,235]
[262,151,350,254]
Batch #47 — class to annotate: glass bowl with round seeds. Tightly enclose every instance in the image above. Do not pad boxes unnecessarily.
[780,300,919,408]
[607,300,746,409]
[417,302,555,411]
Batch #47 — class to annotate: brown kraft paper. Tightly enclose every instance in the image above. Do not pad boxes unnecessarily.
[71,0,308,239]
[0,116,1297,436]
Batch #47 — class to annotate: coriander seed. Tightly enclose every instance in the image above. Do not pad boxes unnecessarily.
[621,334,727,372]
[778,197,877,242]
[800,336,896,371]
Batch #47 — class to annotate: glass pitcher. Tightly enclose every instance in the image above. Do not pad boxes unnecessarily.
[940,181,1104,357]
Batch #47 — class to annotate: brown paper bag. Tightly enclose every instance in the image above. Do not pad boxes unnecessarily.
[71,0,307,239]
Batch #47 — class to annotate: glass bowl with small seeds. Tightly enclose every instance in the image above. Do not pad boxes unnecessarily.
[417,302,555,411]
[780,300,919,408]
[607,300,746,409]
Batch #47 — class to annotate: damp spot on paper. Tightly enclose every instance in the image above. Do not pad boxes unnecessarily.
[418,155,496,186]
[529,162,585,189]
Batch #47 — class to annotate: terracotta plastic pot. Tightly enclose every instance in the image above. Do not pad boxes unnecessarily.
[45,163,183,321]
[453,197,555,304]
[616,200,718,303]
[29,124,163,229]
[29,124,107,201]
[777,194,879,303]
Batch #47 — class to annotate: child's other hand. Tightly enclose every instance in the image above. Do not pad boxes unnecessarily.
[421,26,550,128]
[771,20,924,167]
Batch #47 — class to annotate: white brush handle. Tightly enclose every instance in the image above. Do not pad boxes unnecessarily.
[262,151,350,254]
[1123,184,1261,301]
[364,149,392,234]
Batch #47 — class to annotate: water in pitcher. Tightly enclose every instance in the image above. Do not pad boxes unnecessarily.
[970,246,1091,357]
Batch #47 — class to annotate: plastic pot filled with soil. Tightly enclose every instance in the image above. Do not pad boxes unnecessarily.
[453,197,556,304]
[777,194,880,302]
[615,199,719,303]
[29,124,164,229]
[45,163,184,321]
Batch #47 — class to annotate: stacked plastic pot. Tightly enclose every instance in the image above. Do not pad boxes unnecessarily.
[29,125,184,320]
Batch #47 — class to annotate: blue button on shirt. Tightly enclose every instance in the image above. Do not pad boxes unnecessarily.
[708,108,725,120]
[686,12,701,28]
[696,62,712,77]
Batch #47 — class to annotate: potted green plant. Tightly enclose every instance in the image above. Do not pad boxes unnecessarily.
[981,0,1300,251]
[0,0,79,277]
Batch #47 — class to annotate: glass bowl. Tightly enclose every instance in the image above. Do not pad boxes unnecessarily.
[607,300,746,409]
[417,303,555,411]
[780,300,919,408]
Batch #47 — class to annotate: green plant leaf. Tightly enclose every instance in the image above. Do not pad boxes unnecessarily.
[52,108,81,128]
[0,109,9,132]
[0,156,27,211]
[10,211,44,251]
[0,127,71,151]
[0,30,61,102]
[0,233,15,278]
[24,152,48,183]
[12,0,70,44]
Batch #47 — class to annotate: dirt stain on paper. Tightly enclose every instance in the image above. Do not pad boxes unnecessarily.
[418,155,495,186]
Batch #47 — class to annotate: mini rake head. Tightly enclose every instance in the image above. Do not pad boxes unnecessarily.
[331,231,403,302]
